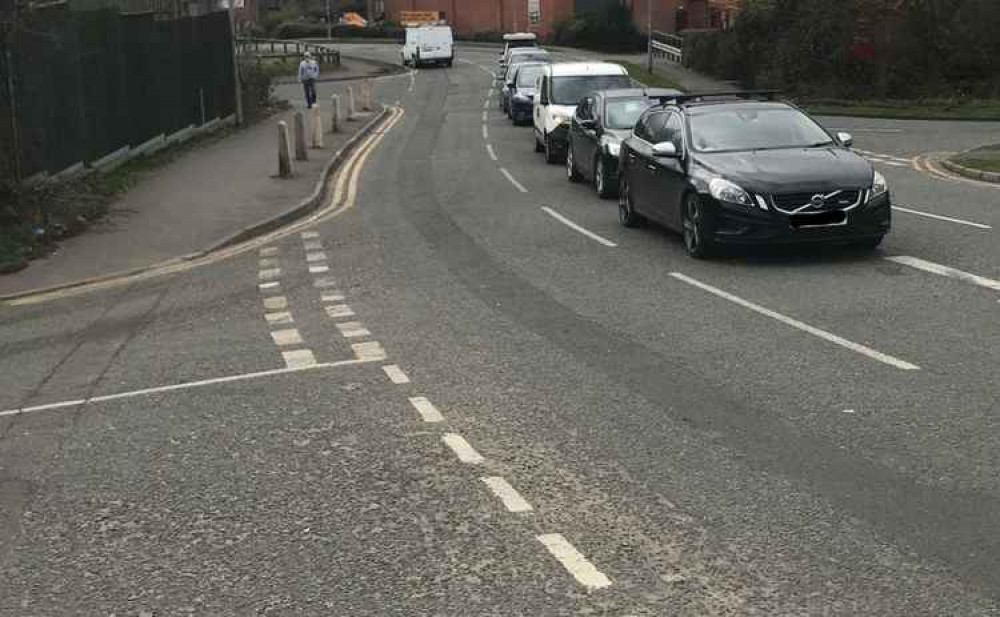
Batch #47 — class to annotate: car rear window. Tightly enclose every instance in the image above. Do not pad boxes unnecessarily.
[550,75,632,105]
[605,99,653,129]
[516,66,544,87]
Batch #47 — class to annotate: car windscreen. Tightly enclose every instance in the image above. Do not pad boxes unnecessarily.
[605,99,653,129]
[510,53,548,65]
[689,107,834,153]
[550,75,632,105]
[507,40,536,49]
[516,66,544,87]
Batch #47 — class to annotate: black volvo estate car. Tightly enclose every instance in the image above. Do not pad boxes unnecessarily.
[617,92,891,258]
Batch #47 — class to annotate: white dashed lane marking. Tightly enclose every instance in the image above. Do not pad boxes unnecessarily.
[537,534,612,590]
[325,304,356,319]
[309,265,330,274]
[669,272,920,371]
[482,124,488,140]
[303,239,323,251]
[886,255,1000,292]
[541,206,617,247]
[314,277,338,288]
[500,168,529,193]
[486,143,498,161]
[336,321,371,338]
[442,433,485,464]
[282,349,317,369]
[259,247,279,257]
[301,231,320,239]
[270,329,303,346]
[352,341,387,361]
[265,312,294,325]
[321,292,346,302]
[481,477,533,513]
[408,396,445,423]
[259,268,282,280]
[382,364,410,384]
[259,258,280,268]
[263,296,288,311]
[306,251,328,262]
[259,282,281,291]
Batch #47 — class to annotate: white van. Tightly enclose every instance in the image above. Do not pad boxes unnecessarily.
[402,25,454,68]
[533,62,632,164]
[497,32,538,71]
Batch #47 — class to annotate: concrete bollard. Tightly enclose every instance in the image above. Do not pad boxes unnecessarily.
[330,94,341,133]
[346,86,355,121]
[278,121,293,178]
[362,80,373,111]
[294,111,308,161]
[310,104,324,148]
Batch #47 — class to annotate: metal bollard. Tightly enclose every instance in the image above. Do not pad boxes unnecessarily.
[310,104,324,148]
[346,86,355,120]
[330,94,341,133]
[294,111,308,161]
[278,121,293,178]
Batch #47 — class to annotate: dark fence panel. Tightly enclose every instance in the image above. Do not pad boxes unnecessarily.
[5,6,235,181]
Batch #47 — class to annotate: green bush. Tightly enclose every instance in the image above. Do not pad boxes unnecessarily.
[553,0,644,53]
[239,60,278,123]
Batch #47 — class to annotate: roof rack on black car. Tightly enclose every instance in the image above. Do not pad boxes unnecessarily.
[668,90,782,106]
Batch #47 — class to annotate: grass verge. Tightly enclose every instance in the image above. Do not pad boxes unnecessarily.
[606,60,685,91]
[801,99,1000,121]
[952,144,1000,173]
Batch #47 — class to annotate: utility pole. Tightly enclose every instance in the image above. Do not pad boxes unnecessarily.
[646,0,653,73]
[325,0,331,39]
[228,0,244,126]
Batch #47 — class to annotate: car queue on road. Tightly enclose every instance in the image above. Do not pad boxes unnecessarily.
[491,35,893,259]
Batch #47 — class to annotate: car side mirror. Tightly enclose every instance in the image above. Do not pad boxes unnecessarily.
[652,142,679,158]
[837,132,853,148]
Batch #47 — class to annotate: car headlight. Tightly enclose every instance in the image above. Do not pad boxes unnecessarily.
[709,178,752,207]
[605,141,621,157]
[513,93,530,102]
[871,170,888,197]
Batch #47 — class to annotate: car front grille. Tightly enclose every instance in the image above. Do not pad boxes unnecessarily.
[769,189,864,214]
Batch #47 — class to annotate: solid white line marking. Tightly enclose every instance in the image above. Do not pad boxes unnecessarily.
[259,247,279,257]
[302,239,323,251]
[886,256,1000,292]
[892,206,992,230]
[321,292,346,303]
[309,265,330,274]
[486,143,498,161]
[306,251,328,263]
[481,477,533,513]
[263,296,288,311]
[314,277,338,288]
[669,272,920,370]
[352,341,387,361]
[336,321,371,338]
[301,231,320,239]
[259,282,281,291]
[270,328,303,346]
[259,268,282,280]
[482,124,488,140]
[442,433,484,464]
[258,258,280,268]
[325,304,355,319]
[382,364,410,384]
[499,167,529,193]
[0,358,379,418]
[282,349,317,369]
[265,311,294,325]
[537,534,612,590]
[541,206,617,247]
[408,396,444,423]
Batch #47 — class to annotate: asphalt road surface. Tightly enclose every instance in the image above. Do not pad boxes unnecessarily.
[1,46,998,615]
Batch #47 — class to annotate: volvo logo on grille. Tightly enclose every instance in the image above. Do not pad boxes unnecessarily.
[810,194,827,209]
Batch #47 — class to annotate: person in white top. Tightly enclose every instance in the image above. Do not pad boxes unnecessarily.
[298,51,320,108]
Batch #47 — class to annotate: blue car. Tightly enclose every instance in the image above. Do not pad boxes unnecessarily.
[503,63,548,125]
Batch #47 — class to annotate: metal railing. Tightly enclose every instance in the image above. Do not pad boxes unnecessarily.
[650,30,683,64]
[235,37,340,67]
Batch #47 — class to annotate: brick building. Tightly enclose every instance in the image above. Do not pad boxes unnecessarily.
[381,0,735,38]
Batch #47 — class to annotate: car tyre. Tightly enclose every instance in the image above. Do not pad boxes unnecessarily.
[566,144,582,182]
[682,193,715,259]
[618,178,643,228]
[854,235,884,251]
[544,133,561,165]
[595,155,614,199]
[534,132,544,153]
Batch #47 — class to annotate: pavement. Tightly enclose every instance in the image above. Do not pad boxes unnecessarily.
[1,43,999,615]
[0,62,388,299]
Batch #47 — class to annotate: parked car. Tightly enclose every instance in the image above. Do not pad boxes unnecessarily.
[497,48,550,86]
[497,32,538,72]
[401,25,454,68]
[617,92,891,258]
[533,62,632,164]
[502,63,548,122]
[566,88,682,198]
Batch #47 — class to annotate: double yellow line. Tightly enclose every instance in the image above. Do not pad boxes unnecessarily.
[6,106,406,307]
